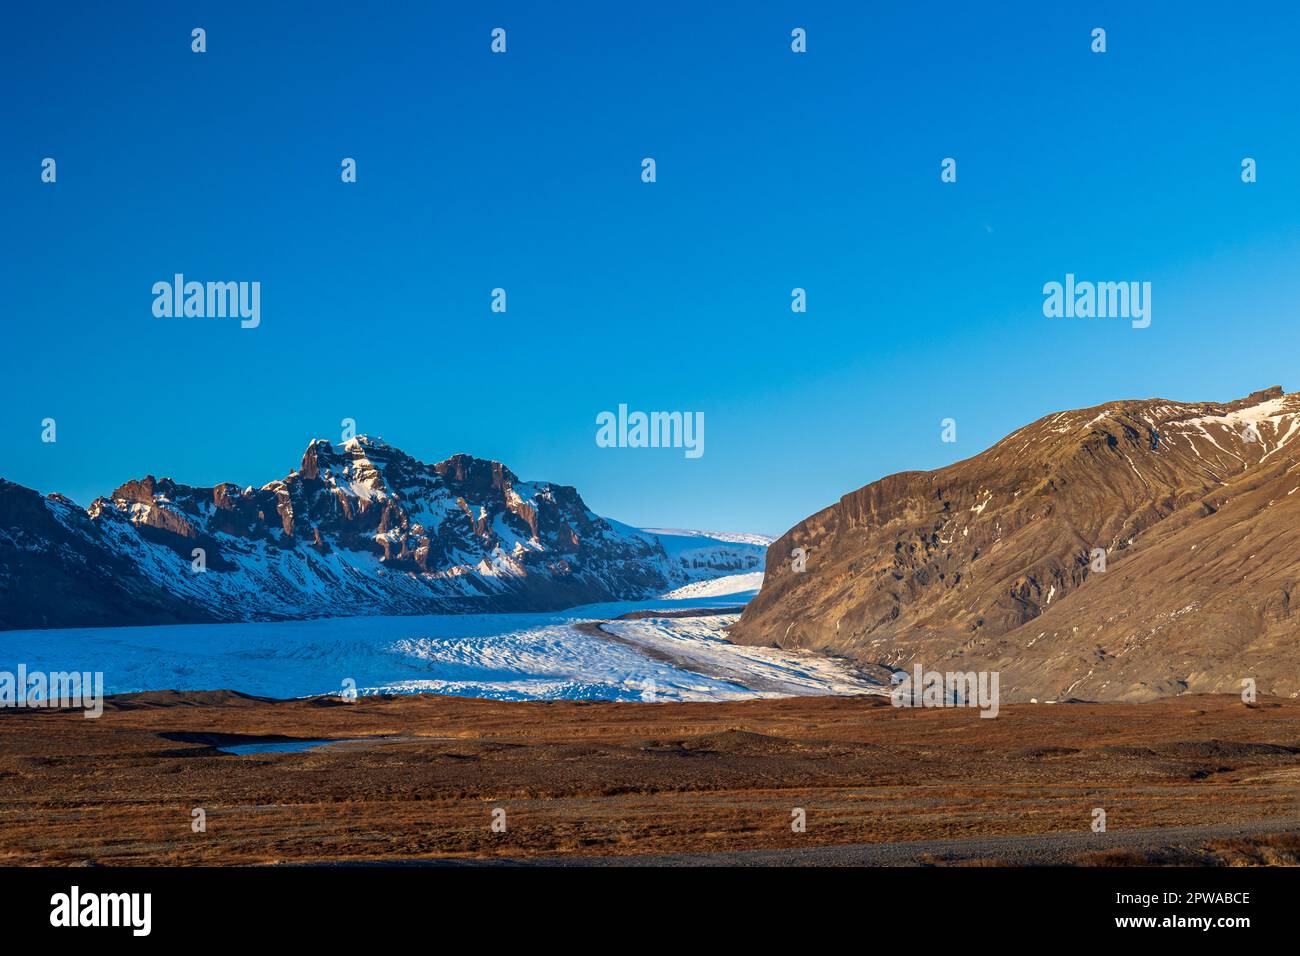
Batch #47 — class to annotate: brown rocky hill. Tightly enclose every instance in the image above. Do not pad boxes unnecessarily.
[730,386,1300,702]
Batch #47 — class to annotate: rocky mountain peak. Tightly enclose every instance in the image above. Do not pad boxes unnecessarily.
[432,453,519,493]
[0,436,697,629]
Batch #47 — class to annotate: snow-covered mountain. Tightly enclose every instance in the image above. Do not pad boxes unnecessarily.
[0,437,768,630]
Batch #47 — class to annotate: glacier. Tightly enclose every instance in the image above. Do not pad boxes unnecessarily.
[0,577,881,703]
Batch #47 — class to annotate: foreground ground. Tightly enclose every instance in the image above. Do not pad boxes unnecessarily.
[1,692,1298,865]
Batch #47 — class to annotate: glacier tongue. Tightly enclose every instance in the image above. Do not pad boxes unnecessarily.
[0,592,878,703]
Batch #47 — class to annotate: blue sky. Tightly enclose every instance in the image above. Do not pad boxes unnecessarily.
[4,1,1299,535]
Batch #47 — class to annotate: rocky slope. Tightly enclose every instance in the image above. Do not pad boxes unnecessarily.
[730,386,1300,702]
[0,437,763,630]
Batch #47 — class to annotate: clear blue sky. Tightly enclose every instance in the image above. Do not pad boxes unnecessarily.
[4,1,1299,536]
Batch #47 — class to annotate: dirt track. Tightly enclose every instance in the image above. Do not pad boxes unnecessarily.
[506,818,1300,866]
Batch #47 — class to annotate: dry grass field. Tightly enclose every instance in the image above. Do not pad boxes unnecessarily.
[2,691,1298,865]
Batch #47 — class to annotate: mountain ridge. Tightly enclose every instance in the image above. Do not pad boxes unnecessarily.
[730,386,1300,702]
[0,437,765,630]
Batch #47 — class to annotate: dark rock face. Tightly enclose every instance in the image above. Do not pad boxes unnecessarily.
[730,387,1300,702]
[0,480,212,630]
[0,437,672,630]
